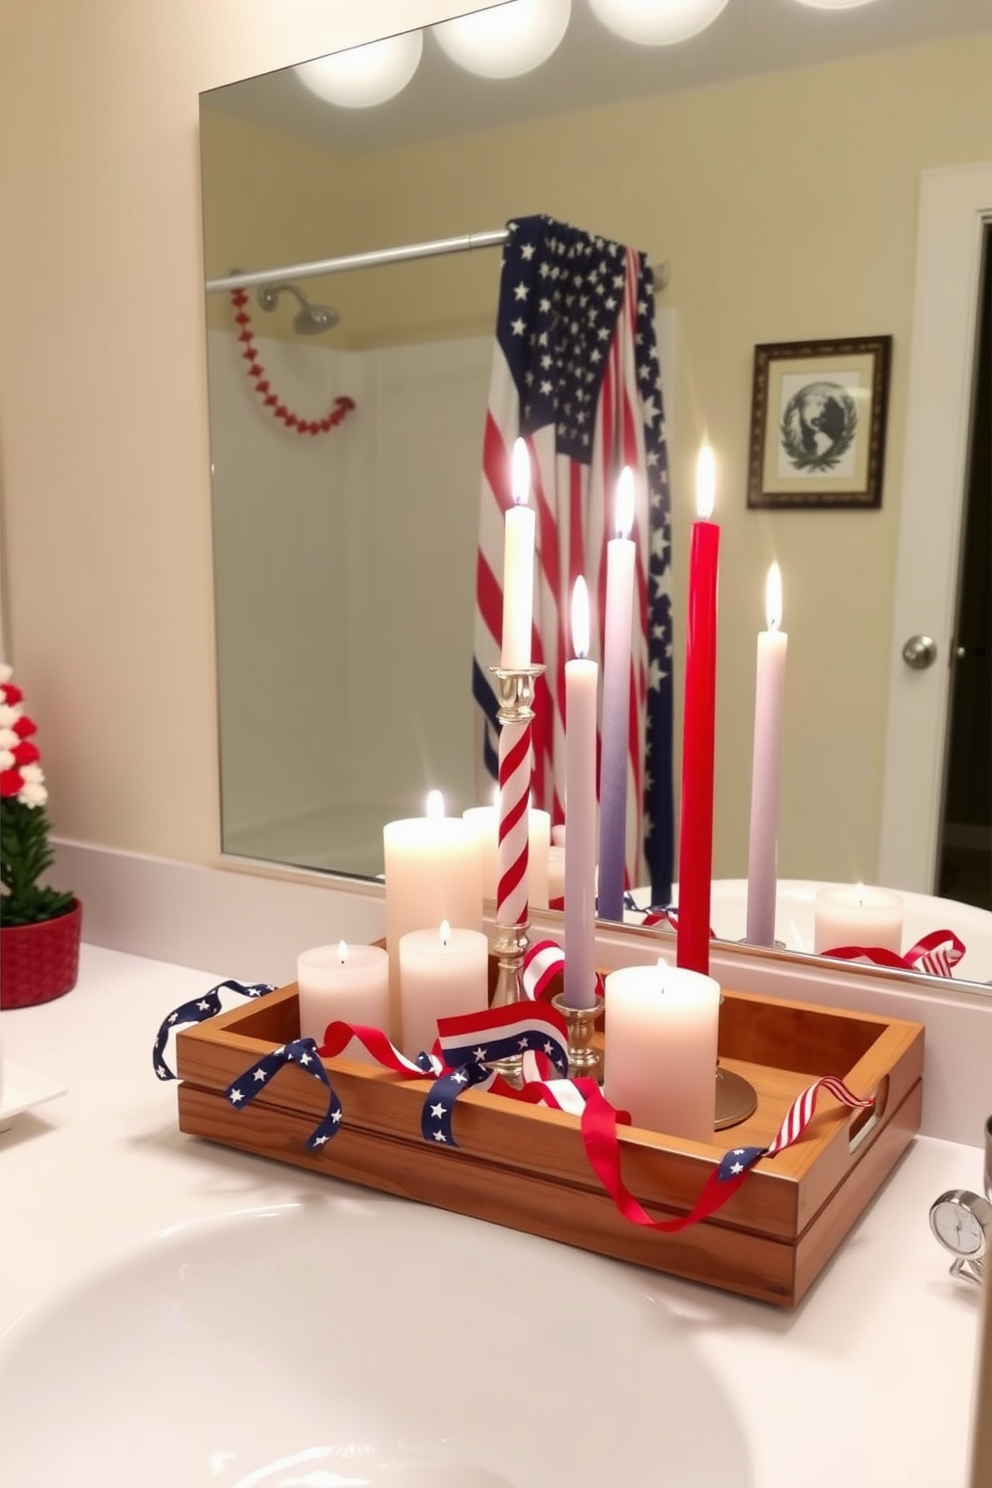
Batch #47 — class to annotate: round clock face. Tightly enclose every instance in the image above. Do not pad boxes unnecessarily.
[930,1191,992,1258]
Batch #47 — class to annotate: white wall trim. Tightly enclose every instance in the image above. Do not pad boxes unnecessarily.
[51,838,386,988]
[879,161,992,890]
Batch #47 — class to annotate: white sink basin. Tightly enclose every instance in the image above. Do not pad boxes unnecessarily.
[0,1193,748,1487]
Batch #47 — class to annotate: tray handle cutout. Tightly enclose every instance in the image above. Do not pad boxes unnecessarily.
[849,1075,889,1154]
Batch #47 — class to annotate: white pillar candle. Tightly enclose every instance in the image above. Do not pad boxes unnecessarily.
[598,466,637,923]
[296,942,389,1060]
[398,921,490,1058]
[814,884,904,955]
[384,791,483,1034]
[526,805,551,910]
[745,563,788,948]
[463,802,499,900]
[563,577,599,1009]
[604,959,720,1143]
[500,438,536,668]
[548,844,566,906]
[462,798,551,908]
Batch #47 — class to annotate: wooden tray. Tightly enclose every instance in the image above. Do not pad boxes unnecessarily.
[174,972,923,1307]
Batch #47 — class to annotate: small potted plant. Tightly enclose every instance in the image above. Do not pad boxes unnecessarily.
[0,664,81,1009]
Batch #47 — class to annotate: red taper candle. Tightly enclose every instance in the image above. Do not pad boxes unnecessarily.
[677,444,719,975]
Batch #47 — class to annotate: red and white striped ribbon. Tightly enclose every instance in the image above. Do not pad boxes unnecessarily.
[497,719,532,927]
[821,929,965,980]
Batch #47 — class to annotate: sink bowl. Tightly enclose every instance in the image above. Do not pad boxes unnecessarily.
[0,1192,749,1487]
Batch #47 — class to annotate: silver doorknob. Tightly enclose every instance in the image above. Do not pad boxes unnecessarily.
[902,634,937,670]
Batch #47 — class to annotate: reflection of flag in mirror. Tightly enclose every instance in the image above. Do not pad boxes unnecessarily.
[472,215,674,903]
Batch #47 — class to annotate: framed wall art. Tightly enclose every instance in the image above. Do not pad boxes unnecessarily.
[746,335,892,510]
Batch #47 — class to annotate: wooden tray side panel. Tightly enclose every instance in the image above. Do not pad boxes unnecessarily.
[172,980,925,1306]
[177,1085,799,1306]
[792,1078,922,1304]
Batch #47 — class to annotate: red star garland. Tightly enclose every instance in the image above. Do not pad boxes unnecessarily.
[229,288,356,436]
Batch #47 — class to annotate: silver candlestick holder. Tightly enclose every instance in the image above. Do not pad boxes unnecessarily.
[487,663,545,1089]
[550,992,603,1083]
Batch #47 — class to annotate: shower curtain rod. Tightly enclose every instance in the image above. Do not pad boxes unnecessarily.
[205,230,670,295]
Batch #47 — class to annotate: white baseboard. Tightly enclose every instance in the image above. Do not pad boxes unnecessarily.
[50,838,386,988]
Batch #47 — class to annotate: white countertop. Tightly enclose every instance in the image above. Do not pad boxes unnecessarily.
[0,944,985,1487]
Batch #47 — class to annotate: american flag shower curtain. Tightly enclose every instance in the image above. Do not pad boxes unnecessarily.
[472,214,674,904]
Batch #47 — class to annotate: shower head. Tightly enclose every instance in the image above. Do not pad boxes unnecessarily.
[256,281,340,335]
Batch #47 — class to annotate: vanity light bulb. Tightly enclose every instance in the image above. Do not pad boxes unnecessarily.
[791,0,878,9]
[588,0,731,46]
[295,30,423,109]
[434,0,571,79]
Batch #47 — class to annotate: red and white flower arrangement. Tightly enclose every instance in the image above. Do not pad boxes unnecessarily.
[0,664,75,928]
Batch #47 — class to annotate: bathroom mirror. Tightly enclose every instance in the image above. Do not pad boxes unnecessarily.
[200,0,991,980]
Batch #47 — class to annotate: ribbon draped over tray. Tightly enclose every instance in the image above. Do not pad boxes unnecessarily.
[153,956,876,1236]
[819,929,965,978]
[152,979,277,1081]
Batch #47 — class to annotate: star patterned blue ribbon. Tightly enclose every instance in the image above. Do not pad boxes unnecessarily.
[225,1038,343,1150]
[421,1007,570,1147]
[716,1145,766,1180]
[153,979,277,1080]
[420,1059,495,1145]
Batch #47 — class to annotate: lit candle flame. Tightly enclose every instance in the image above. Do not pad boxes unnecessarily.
[439,919,451,946]
[571,576,590,660]
[765,562,783,631]
[855,882,865,908]
[616,466,634,539]
[338,940,348,964]
[426,789,445,819]
[511,437,530,507]
[696,443,715,520]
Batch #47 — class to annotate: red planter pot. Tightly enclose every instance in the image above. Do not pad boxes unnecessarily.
[0,899,83,1009]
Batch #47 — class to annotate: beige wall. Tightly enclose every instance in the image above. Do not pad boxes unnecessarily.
[0,0,465,867]
[1,2,990,888]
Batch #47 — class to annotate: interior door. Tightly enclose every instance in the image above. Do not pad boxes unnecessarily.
[878,163,992,893]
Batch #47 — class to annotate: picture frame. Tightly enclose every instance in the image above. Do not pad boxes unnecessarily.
[746,335,892,510]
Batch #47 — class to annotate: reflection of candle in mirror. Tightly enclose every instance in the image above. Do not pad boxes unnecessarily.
[677,444,720,976]
[814,884,904,954]
[603,958,720,1142]
[296,940,390,1059]
[397,918,490,1058]
[462,790,551,908]
[598,465,636,923]
[745,563,788,948]
[383,791,483,1035]
[500,437,536,668]
[548,844,566,906]
[563,577,598,1010]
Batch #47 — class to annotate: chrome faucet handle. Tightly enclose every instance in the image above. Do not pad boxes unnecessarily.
[951,1256,985,1288]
